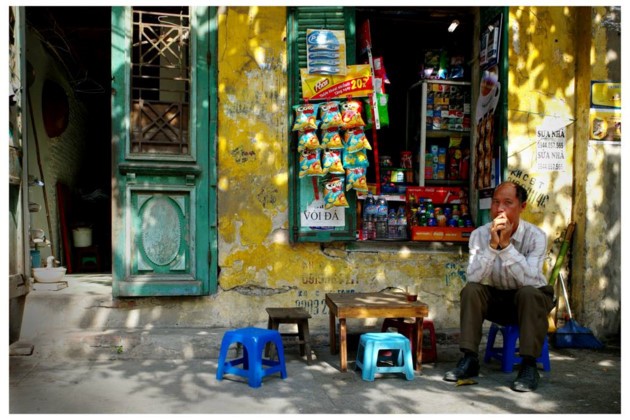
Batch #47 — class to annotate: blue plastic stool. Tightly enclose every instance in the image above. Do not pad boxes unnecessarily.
[355,332,415,381]
[484,323,551,373]
[216,327,287,388]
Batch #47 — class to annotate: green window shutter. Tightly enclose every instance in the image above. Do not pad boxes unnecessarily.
[287,6,357,243]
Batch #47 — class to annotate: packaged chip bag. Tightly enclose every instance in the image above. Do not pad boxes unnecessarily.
[298,148,324,178]
[344,128,372,153]
[323,177,349,209]
[342,148,369,168]
[321,128,344,150]
[292,103,319,131]
[340,99,366,130]
[319,101,343,130]
[322,148,345,175]
[297,129,320,152]
[345,167,368,192]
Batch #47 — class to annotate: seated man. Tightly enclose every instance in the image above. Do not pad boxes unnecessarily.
[443,181,554,392]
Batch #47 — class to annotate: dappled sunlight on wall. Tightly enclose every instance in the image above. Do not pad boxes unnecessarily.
[507,7,576,251]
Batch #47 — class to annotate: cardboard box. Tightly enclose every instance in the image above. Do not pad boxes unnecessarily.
[411,226,474,242]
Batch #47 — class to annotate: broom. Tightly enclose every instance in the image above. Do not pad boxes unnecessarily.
[547,223,575,333]
[547,223,603,348]
[554,272,604,349]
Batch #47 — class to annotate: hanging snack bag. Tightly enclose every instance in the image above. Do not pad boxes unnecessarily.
[322,148,345,175]
[341,99,366,130]
[321,128,344,150]
[345,167,368,192]
[319,101,343,130]
[323,177,349,209]
[344,128,372,153]
[292,103,319,131]
[298,148,324,178]
[342,148,369,168]
[297,129,320,152]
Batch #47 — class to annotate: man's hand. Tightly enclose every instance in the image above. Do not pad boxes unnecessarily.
[490,211,513,249]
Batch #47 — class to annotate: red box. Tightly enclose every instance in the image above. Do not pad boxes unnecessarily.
[411,226,474,242]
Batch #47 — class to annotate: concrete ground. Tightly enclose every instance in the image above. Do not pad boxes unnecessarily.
[6,275,623,415]
[8,334,622,414]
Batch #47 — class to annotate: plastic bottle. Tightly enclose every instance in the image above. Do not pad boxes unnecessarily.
[375,195,388,239]
[397,206,408,239]
[387,208,398,238]
[363,193,376,240]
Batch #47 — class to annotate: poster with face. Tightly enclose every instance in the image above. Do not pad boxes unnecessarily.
[474,68,501,190]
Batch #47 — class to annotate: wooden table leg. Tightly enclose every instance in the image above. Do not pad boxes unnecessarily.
[329,311,337,355]
[339,318,347,372]
[415,317,424,371]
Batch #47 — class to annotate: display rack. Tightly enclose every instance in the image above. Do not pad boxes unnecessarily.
[407,79,471,187]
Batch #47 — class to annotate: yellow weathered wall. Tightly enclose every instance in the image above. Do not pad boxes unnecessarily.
[213,6,468,336]
[210,6,619,343]
[572,6,621,339]
[507,6,576,249]
[507,6,620,340]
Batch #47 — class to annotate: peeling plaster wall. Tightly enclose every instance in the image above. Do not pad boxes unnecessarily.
[211,6,470,334]
[116,6,619,343]
[575,6,621,340]
[507,6,620,341]
[507,7,576,249]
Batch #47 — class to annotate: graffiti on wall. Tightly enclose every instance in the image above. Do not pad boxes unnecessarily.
[295,289,355,316]
[508,169,550,208]
[445,262,467,286]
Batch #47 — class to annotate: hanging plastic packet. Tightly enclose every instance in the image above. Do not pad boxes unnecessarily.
[344,128,372,153]
[322,148,345,175]
[345,167,368,192]
[297,129,320,152]
[298,149,324,178]
[321,129,344,150]
[319,101,343,130]
[341,99,366,130]
[342,148,369,168]
[292,103,319,131]
[323,177,349,209]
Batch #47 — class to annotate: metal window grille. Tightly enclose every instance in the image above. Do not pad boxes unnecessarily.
[131,7,190,155]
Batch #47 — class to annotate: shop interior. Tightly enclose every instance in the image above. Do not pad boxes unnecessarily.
[353,7,476,241]
[354,6,474,184]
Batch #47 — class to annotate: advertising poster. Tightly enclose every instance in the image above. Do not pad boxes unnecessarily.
[300,64,373,100]
[536,126,566,172]
[474,69,500,190]
[589,81,621,142]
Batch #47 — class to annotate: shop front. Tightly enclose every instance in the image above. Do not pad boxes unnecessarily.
[13,6,619,343]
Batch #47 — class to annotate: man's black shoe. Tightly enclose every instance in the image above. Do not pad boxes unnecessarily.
[511,363,540,392]
[443,354,480,382]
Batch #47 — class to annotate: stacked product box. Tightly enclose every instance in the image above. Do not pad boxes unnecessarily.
[425,83,471,132]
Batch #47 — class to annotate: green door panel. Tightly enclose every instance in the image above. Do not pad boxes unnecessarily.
[111,6,217,296]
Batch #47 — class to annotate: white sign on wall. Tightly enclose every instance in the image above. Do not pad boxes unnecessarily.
[536,126,566,172]
[301,199,345,227]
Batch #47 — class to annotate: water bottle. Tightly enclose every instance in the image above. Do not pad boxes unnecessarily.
[363,193,376,240]
[397,206,408,239]
[387,208,398,238]
[375,195,388,239]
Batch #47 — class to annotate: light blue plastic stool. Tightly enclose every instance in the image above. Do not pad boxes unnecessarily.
[355,332,415,381]
[216,327,287,388]
[484,323,551,373]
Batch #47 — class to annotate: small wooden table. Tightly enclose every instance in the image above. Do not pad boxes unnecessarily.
[325,292,429,372]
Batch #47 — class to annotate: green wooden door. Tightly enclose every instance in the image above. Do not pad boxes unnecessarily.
[111,6,217,296]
